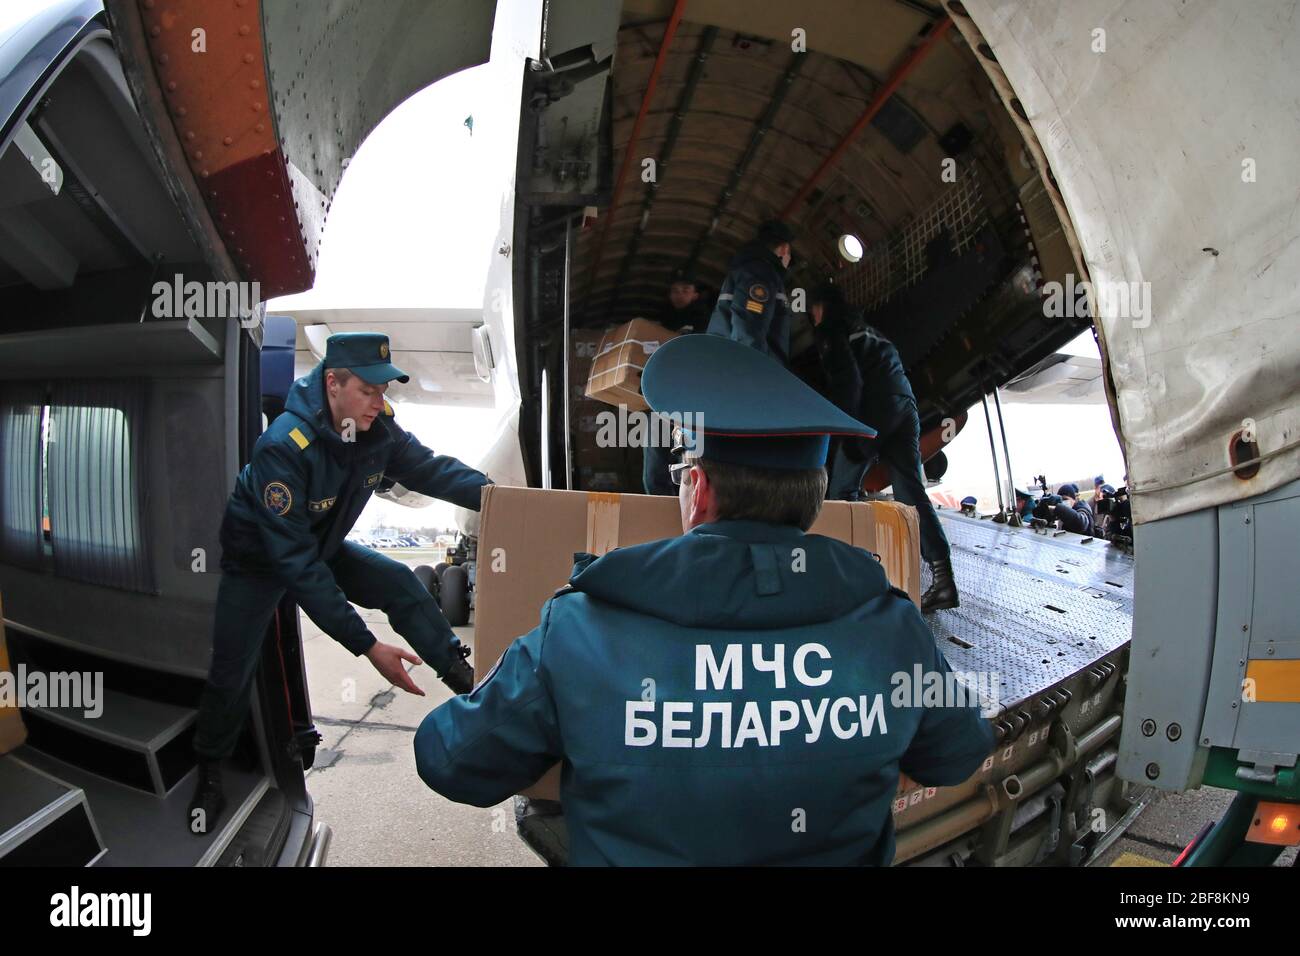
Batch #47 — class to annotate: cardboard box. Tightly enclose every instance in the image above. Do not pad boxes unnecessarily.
[0,595,27,755]
[473,485,921,799]
[584,319,678,411]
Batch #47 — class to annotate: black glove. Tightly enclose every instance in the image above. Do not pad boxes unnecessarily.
[440,645,475,695]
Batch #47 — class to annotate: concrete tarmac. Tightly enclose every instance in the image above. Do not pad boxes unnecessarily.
[300,602,541,867]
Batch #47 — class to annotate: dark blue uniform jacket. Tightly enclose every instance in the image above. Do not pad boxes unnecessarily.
[816,304,920,408]
[707,242,792,363]
[219,364,491,654]
[415,519,994,865]
[814,304,917,459]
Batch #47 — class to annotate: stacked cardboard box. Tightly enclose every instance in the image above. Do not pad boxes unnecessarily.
[569,327,635,490]
[584,318,678,412]
[472,485,921,799]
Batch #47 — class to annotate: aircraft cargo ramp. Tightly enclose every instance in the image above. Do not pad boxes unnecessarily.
[934,511,1133,714]
[518,511,1140,867]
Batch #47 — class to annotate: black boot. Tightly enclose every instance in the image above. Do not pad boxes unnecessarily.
[187,759,227,836]
[440,644,475,695]
[921,557,959,613]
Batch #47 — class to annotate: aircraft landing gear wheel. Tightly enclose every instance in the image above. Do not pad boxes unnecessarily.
[413,565,440,605]
[440,565,470,627]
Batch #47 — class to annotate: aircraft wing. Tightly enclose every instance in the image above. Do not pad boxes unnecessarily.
[274,306,494,408]
[1001,353,1105,405]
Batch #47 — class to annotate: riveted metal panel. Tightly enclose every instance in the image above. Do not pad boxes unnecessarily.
[1120,477,1300,791]
[1200,498,1256,747]
[1224,481,1300,756]
[1116,508,1218,790]
[262,0,497,210]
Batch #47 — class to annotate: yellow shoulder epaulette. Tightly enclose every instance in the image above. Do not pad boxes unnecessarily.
[288,426,311,450]
[383,399,395,417]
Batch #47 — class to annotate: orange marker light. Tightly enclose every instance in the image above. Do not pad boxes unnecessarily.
[1246,801,1300,846]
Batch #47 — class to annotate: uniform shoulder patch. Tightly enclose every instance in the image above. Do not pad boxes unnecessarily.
[748,282,769,302]
[264,481,293,515]
[288,427,311,450]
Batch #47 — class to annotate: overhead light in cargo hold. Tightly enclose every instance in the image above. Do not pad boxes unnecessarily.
[838,234,864,263]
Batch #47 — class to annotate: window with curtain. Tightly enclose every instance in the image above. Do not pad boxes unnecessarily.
[0,383,45,570]
[48,380,156,594]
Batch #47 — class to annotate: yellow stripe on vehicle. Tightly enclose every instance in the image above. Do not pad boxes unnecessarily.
[1245,659,1300,703]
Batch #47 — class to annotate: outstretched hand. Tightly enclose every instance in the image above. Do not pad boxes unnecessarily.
[365,641,426,696]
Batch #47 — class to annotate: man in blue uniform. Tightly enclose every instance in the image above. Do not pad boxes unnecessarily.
[189,333,490,831]
[414,335,994,865]
[707,219,795,364]
[810,282,959,613]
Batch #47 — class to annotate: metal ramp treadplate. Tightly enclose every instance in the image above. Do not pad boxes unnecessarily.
[926,512,1134,713]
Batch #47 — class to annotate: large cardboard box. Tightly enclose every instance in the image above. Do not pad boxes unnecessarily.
[584,319,678,411]
[0,596,28,755]
[473,485,921,800]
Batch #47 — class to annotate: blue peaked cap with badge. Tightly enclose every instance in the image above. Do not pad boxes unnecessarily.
[641,333,876,470]
[323,332,410,385]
